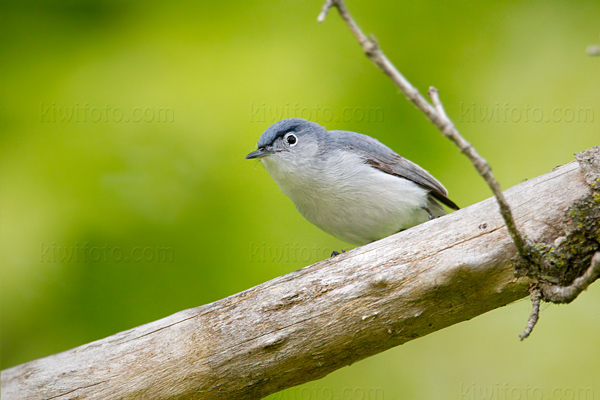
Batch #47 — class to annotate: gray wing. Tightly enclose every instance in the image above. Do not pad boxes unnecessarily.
[328,130,459,210]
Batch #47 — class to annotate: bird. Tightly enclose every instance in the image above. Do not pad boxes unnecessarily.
[246,118,458,246]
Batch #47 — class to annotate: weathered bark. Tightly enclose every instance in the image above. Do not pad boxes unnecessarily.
[2,147,599,400]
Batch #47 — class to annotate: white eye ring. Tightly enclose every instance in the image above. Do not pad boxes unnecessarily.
[284,133,298,147]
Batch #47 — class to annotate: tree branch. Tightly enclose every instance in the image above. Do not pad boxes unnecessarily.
[519,252,600,340]
[518,288,542,340]
[2,149,599,400]
[541,252,600,303]
[317,0,528,259]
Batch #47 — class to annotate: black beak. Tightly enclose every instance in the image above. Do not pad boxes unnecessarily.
[245,147,272,159]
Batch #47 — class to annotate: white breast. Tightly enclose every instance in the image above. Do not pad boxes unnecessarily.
[262,149,431,245]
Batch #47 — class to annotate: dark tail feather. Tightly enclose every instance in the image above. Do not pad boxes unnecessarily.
[429,191,459,211]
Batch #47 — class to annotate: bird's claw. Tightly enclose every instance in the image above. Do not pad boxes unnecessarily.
[330,250,346,257]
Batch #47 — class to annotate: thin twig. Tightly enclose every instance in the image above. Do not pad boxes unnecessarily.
[519,252,600,340]
[317,0,528,259]
[317,0,335,22]
[519,288,542,341]
[428,88,527,257]
[541,252,600,303]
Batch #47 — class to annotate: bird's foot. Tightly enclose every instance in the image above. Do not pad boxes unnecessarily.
[330,250,346,257]
[423,206,436,220]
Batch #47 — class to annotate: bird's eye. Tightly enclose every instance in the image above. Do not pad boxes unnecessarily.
[284,133,298,147]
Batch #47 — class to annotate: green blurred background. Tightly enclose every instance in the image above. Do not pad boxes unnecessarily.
[1,0,599,398]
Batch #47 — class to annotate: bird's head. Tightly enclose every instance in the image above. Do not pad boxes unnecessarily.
[246,119,325,170]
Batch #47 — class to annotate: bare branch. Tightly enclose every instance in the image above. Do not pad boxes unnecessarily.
[541,252,600,303]
[519,289,542,341]
[318,0,528,259]
[316,0,335,22]
[2,154,599,400]
[427,87,528,258]
[519,252,600,340]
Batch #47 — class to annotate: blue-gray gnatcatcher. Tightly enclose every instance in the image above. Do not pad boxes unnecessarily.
[246,118,458,245]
